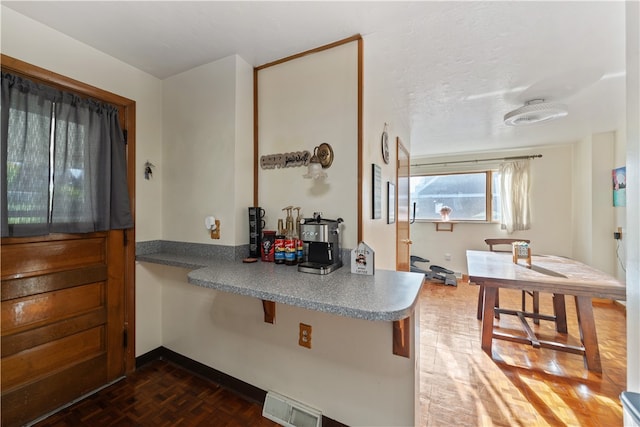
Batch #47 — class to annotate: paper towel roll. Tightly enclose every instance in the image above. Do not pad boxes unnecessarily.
[205,216,217,230]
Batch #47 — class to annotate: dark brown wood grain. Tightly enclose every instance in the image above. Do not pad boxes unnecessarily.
[393,316,411,357]
[1,264,107,301]
[1,237,106,279]
[2,356,107,427]
[262,300,276,324]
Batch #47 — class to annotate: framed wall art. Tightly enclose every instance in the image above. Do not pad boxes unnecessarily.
[387,181,395,224]
[372,164,382,219]
[612,166,626,207]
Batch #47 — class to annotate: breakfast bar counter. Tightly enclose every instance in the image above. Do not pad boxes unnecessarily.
[136,243,423,425]
[187,262,424,322]
[138,250,424,322]
[137,246,425,358]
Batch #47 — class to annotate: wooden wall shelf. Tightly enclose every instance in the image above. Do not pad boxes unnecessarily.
[435,222,455,232]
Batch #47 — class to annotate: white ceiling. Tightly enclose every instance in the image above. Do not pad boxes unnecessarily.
[3,1,627,158]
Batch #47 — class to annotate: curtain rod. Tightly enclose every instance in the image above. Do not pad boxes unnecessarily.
[411,154,542,168]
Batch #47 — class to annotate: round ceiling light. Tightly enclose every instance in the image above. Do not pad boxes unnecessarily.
[504,99,568,126]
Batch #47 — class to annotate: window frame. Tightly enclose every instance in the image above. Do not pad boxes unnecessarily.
[410,169,500,223]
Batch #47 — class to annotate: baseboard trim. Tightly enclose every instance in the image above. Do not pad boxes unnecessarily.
[135,347,347,427]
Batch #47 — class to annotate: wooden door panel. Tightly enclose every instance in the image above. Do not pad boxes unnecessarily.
[1,237,106,278]
[1,232,123,427]
[1,308,106,358]
[1,264,107,300]
[1,355,107,427]
[1,326,105,391]
[2,282,105,333]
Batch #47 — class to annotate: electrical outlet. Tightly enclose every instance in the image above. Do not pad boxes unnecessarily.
[299,323,312,349]
[614,227,623,240]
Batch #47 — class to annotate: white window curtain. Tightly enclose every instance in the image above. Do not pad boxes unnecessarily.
[499,159,531,233]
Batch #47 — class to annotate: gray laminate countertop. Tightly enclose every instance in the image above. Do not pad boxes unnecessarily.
[137,246,424,322]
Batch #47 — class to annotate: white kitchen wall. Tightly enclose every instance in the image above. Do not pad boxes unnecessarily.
[361,32,412,270]
[572,131,622,276]
[234,56,255,244]
[257,41,358,247]
[591,132,618,275]
[410,144,575,275]
[162,55,252,245]
[572,135,592,264]
[614,128,628,281]
[625,0,640,394]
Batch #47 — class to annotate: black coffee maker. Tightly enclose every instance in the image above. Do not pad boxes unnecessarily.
[298,213,343,275]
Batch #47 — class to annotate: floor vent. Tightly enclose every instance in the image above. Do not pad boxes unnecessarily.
[262,391,321,427]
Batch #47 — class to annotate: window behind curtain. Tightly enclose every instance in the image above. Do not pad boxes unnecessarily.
[1,72,133,237]
[410,171,500,221]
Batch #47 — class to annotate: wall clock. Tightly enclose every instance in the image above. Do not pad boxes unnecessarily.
[381,128,390,164]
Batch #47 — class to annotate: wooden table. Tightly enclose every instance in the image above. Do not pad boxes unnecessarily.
[467,250,626,372]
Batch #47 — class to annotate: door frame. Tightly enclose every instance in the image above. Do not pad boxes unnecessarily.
[1,54,137,374]
[396,137,411,272]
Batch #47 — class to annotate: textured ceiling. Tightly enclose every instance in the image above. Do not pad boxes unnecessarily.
[2,1,627,158]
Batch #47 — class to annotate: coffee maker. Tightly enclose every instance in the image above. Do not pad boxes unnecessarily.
[298,214,343,275]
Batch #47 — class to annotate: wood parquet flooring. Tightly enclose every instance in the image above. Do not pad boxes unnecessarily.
[419,280,626,427]
[31,279,626,427]
[32,360,278,427]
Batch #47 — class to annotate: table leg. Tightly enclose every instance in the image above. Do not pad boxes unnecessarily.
[477,285,484,320]
[575,296,602,373]
[481,286,498,355]
[553,294,567,333]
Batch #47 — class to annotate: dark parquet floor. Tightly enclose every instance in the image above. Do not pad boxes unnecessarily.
[33,279,626,427]
[32,360,277,427]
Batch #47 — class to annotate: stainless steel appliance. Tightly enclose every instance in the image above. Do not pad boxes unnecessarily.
[298,214,343,275]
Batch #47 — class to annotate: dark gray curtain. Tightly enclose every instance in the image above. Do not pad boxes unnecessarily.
[1,72,133,237]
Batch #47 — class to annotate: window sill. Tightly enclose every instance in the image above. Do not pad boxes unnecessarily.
[414,219,498,225]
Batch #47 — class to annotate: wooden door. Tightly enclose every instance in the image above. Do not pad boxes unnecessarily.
[396,138,411,272]
[392,138,412,358]
[0,55,135,427]
[1,232,127,426]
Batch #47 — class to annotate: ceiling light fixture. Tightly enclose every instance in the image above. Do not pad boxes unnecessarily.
[504,99,568,126]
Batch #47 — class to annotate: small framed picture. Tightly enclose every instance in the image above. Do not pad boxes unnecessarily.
[613,166,626,207]
[372,164,382,219]
[387,181,395,224]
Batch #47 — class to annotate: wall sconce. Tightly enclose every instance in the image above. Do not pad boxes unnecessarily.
[303,143,333,179]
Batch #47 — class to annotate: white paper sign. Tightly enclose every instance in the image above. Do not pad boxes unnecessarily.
[351,241,374,275]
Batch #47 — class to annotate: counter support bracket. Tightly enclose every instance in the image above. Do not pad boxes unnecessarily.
[263,300,410,357]
[262,300,276,324]
[393,316,411,358]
